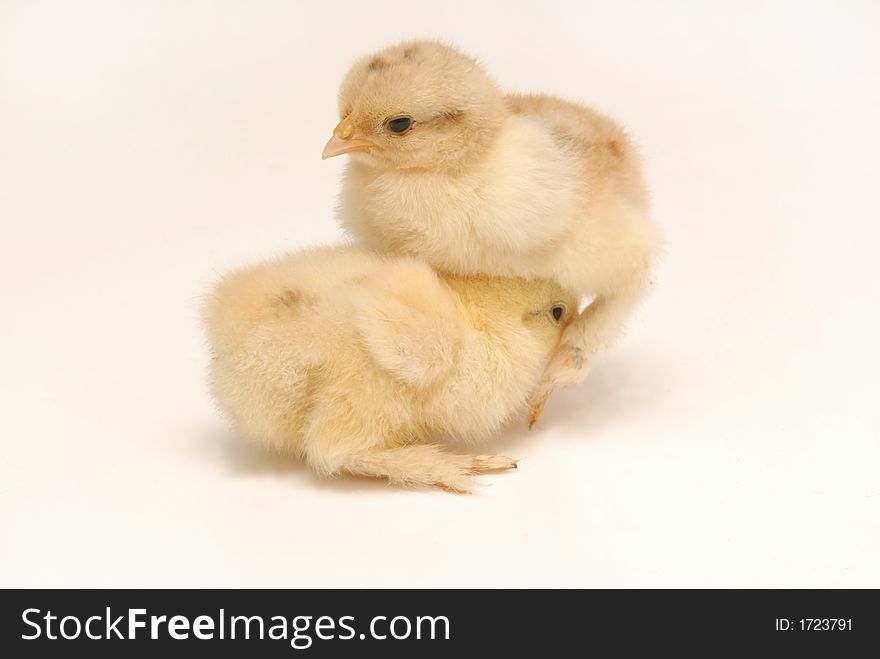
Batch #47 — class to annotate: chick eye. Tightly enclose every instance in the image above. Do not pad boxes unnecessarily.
[386,116,413,134]
[550,305,566,323]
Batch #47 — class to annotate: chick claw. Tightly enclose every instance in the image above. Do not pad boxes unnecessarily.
[469,454,519,473]
[527,342,590,428]
[527,390,552,429]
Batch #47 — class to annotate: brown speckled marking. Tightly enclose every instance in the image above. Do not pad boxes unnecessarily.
[275,288,317,314]
[276,288,303,307]
[607,139,621,158]
[439,109,464,122]
[402,45,418,59]
[368,57,387,71]
[569,345,586,370]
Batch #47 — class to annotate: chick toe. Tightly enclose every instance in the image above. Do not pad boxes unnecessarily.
[527,394,551,429]
[469,454,518,473]
[433,477,479,494]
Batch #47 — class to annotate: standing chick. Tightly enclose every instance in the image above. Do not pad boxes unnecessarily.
[203,247,575,492]
[322,41,661,425]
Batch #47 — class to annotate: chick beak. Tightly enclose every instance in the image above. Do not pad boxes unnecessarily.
[322,116,373,159]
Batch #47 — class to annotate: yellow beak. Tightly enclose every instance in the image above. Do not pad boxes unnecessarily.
[322,116,373,159]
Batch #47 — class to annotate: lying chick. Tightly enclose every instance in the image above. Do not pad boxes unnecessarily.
[322,40,661,426]
[203,247,575,492]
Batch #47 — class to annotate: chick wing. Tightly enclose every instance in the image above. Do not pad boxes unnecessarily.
[353,266,463,389]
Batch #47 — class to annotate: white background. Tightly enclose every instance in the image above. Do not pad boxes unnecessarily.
[1,1,878,587]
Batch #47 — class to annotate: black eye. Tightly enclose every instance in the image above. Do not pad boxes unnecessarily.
[551,305,565,322]
[386,116,413,133]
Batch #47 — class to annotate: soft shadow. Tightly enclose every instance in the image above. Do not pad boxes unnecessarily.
[190,423,424,495]
[469,348,676,454]
[538,348,674,434]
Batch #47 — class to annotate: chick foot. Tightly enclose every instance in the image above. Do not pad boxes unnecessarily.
[435,454,519,493]
[320,444,518,494]
[470,454,518,473]
[528,342,591,428]
[527,391,552,430]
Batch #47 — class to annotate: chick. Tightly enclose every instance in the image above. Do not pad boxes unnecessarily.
[322,41,661,425]
[202,246,575,492]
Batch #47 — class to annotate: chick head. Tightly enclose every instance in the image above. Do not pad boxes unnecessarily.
[322,40,506,171]
[513,278,578,352]
[446,275,578,353]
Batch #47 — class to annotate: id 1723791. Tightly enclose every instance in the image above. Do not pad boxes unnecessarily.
[775,618,853,631]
